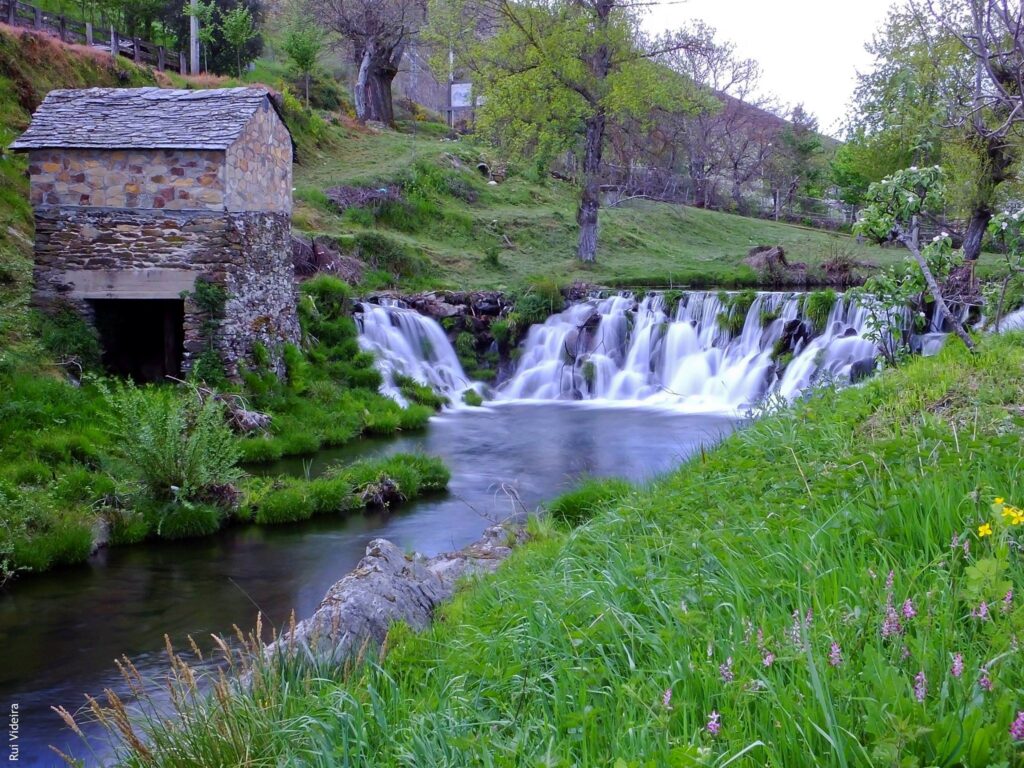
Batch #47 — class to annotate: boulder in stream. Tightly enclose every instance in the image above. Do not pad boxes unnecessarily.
[267,524,528,662]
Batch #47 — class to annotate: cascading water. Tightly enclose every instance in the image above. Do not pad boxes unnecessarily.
[355,290,953,414]
[998,306,1024,332]
[356,300,474,402]
[499,291,879,412]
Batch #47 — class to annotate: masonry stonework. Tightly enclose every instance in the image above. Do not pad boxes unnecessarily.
[225,100,292,213]
[27,148,226,210]
[12,87,299,380]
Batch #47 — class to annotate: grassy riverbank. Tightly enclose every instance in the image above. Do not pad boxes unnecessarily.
[85,333,1024,767]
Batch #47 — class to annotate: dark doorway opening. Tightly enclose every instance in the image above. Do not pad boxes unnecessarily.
[90,299,184,382]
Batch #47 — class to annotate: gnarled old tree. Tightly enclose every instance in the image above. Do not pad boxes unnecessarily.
[316,0,424,124]
[921,0,1024,263]
[428,0,702,262]
[853,1,1024,268]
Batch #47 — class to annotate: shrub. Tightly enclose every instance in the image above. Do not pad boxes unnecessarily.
[254,483,315,525]
[490,319,511,346]
[396,454,450,492]
[546,477,632,528]
[462,388,484,407]
[99,381,242,502]
[149,500,224,540]
[395,375,448,409]
[804,289,837,333]
[455,332,476,360]
[354,232,431,277]
[307,476,359,515]
[398,404,434,430]
[34,305,102,371]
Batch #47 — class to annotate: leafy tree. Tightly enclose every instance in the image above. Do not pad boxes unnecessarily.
[764,104,824,219]
[849,0,1024,266]
[315,0,424,125]
[221,3,259,77]
[429,0,701,262]
[855,166,975,351]
[184,0,218,72]
[283,21,325,108]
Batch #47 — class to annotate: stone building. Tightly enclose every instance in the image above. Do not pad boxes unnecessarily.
[10,86,299,381]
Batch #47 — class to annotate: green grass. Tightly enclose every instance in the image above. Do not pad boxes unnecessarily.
[88,334,1024,767]
[287,123,1011,294]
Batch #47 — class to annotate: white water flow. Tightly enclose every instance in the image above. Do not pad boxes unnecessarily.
[356,291,950,414]
[500,291,878,411]
[998,306,1024,332]
[356,300,474,402]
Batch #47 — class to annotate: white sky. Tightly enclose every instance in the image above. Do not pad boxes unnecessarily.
[645,0,898,137]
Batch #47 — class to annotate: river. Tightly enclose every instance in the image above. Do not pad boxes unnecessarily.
[0,401,736,766]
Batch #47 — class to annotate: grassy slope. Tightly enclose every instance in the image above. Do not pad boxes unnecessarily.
[289,124,1010,292]
[105,333,1024,767]
[0,32,445,578]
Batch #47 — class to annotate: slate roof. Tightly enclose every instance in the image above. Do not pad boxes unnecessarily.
[10,87,284,151]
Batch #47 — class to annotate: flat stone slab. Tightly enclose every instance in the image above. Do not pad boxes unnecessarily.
[267,524,528,662]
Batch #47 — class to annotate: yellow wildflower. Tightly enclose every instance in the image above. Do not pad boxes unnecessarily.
[995,497,1005,505]
[978,522,993,537]
[1012,509,1024,526]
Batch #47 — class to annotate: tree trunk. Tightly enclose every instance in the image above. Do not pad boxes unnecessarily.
[902,219,975,352]
[305,72,310,109]
[577,110,606,263]
[961,206,991,262]
[354,39,404,126]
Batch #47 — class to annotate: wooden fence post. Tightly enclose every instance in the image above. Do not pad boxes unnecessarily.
[157,45,165,71]
[85,21,93,45]
[33,5,41,28]
[110,26,118,58]
[179,50,186,74]
[7,0,15,27]
[58,14,66,41]
[132,37,141,62]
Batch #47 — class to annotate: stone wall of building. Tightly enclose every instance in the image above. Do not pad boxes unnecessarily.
[27,148,226,211]
[33,207,299,375]
[225,102,292,213]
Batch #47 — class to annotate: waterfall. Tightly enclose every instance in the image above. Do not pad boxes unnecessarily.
[499,291,879,412]
[997,306,1024,332]
[354,290,967,414]
[356,300,473,403]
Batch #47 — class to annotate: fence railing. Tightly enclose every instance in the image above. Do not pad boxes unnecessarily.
[1,0,186,73]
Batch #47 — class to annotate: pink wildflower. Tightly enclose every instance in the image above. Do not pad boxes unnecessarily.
[829,642,843,668]
[963,538,970,556]
[901,645,911,661]
[788,610,803,649]
[756,627,765,650]
[719,657,734,683]
[762,650,775,668]
[1003,590,1013,613]
[979,669,993,691]
[662,687,672,709]
[951,533,959,549]
[1010,711,1024,741]
[881,594,903,639]
[972,601,991,621]
[885,570,895,591]
[913,670,927,702]
[902,599,917,620]
[706,710,721,737]
[951,653,964,678]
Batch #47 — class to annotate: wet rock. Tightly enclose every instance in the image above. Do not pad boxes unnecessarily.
[850,357,876,383]
[267,525,528,662]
